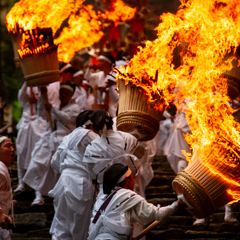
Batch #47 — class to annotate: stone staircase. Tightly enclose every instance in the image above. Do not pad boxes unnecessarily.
[145,156,240,240]
[8,156,240,239]
[10,162,53,240]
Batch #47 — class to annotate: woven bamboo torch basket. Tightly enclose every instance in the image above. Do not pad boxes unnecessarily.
[172,151,238,219]
[10,32,22,69]
[20,49,60,87]
[117,79,163,141]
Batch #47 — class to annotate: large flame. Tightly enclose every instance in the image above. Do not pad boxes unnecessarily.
[6,0,136,62]
[100,0,136,26]
[6,0,84,34]
[117,0,240,202]
[56,0,136,62]
[55,5,104,63]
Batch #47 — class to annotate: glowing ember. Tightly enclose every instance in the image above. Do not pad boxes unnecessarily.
[18,28,57,59]
[117,0,240,202]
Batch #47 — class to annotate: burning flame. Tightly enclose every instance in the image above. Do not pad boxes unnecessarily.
[56,0,136,62]
[18,28,57,59]
[6,0,136,62]
[55,5,104,63]
[6,0,85,34]
[100,0,136,26]
[117,0,240,202]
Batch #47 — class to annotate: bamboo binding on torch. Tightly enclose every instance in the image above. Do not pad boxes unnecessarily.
[42,90,54,132]
[172,149,238,219]
[117,78,163,141]
[132,221,161,240]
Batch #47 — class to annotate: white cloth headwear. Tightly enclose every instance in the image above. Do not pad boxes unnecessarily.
[60,85,74,93]
[83,119,92,128]
[60,63,72,74]
[99,55,112,64]
[0,136,7,145]
[117,168,132,184]
[73,70,84,78]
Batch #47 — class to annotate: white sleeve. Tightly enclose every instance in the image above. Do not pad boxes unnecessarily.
[37,95,48,120]
[84,67,93,81]
[51,150,61,173]
[51,105,79,124]
[18,82,29,107]
[130,200,179,225]
[108,85,119,104]
[84,68,99,88]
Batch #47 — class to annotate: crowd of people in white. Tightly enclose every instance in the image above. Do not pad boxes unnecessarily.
[0,51,238,240]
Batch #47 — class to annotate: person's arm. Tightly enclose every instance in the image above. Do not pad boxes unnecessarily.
[0,209,12,230]
[130,199,183,225]
[51,106,79,125]
[18,82,29,107]
[84,66,99,89]
[108,85,119,104]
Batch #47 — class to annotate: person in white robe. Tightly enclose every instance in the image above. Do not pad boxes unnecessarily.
[89,163,187,240]
[84,53,118,117]
[15,82,47,192]
[83,109,144,198]
[155,109,175,156]
[71,70,90,110]
[49,110,99,240]
[164,111,191,174]
[0,136,16,240]
[47,62,76,107]
[82,80,95,110]
[23,82,80,206]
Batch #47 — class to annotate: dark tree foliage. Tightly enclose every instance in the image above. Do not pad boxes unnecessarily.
[1,0,24,125]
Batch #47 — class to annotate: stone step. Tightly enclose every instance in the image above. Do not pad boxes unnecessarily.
[152,156,173,171]
[146,228,240,240]
[145,185,175,196]
[148,174,175,187]
[12,228,51,239]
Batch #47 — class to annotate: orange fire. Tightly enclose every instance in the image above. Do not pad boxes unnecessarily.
[56,0,136,62]
[6,0,136,62]
[55,5,104,63]
[117,0,240,202]
[6,0,84,35]
[100,0,136,26]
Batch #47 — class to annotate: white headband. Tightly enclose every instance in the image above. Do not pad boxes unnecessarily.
[60,85,74,93]
[73,70,84,78]
[60,63,72,74]
[99,55,112,65]
[83,119,92,128]
[0,136,7,145]
[117,168,132,184]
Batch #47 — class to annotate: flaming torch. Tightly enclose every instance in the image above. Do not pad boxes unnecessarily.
[18,27,59,87]
[117,0,240,224]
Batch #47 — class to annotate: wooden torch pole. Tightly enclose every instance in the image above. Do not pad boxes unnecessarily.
[132,221,161,240]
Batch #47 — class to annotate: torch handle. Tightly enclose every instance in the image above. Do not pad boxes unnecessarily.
[42,91,54,132]
[30,87,34,116]
[131,221,161,240]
